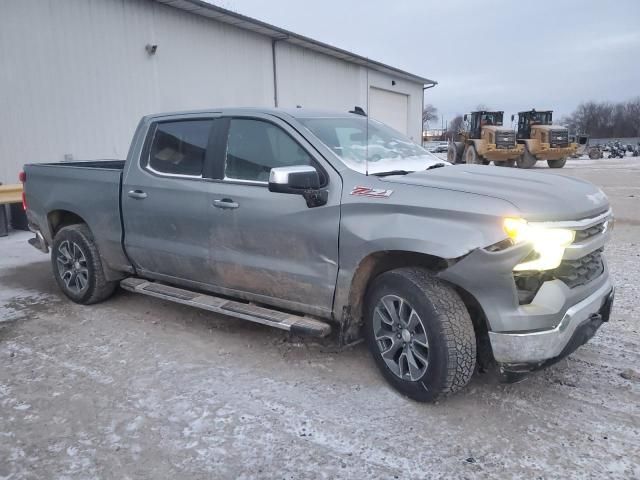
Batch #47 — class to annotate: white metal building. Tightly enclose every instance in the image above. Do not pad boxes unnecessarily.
[0,0,435,184]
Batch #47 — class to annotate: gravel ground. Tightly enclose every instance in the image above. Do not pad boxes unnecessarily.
[1,157,639,479]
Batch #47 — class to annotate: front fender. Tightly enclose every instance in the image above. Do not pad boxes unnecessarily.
[332,185,519,321]
[470,139,487,156]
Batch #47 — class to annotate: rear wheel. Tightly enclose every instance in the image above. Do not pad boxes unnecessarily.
[51,224,117,304]
[516,146,537,168]
[547,158,567,168]
[364,268,476,402]
[447,144,459,164]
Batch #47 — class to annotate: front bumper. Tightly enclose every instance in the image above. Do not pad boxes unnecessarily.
[438,208,614,368]
[533,143,578,160]
[489,280,614,365]
[483,144,525,161]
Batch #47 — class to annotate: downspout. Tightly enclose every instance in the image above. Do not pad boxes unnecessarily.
[422,81,437,144]
[271,35,289,108]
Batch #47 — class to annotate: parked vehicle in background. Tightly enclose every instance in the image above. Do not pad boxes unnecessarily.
[608,141,626,159]
[424,141,448,153]
[22,108,614,402]
[447,111,523,167]
[589,144,604,159]
[513,110,577,169]
[569,133,591,158]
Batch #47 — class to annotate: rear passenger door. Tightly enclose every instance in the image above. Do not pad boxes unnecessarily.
[205,113,342,316]
[122,115,221,285]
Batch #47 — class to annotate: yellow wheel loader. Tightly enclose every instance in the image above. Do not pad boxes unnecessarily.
[447,111,523,167]
[513,110,577,169]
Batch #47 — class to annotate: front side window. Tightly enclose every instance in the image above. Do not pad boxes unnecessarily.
[225,118,313,182]
[148,120,213,176]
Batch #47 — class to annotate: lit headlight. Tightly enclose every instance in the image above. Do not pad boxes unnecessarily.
[503,218,575,271]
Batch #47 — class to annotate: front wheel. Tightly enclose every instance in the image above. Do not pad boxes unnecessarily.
[516,147,537,168]
[51,224,117,304]
[464,145,488,165]
[364,268,476,402]
[547,158,567,168]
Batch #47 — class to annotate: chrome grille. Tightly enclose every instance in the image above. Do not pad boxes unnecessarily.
[574,221,606,243]
[514,248,605,304]
[550,129,569,148]
[496,131,515,149]
[554,248,604,289]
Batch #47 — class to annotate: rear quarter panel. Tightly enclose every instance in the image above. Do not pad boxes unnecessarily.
[24,164,130,273]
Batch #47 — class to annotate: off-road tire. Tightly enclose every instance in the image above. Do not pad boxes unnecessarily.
[547,158,567,168]
[496,159,516,167]
[516,146,537,169]
[447,144,458,164]
[465,145,490,165]
[364,268,476,402]
[51,224,117,304]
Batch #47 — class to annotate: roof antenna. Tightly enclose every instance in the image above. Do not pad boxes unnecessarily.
[349,106,367,116]
[365,60,369,176]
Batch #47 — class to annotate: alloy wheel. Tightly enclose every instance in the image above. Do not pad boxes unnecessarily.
[373,294,430,381]
[56,240,89,293]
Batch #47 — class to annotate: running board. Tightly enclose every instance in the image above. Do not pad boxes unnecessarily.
[120,278,332,338]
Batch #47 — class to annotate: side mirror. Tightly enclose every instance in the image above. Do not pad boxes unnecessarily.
[268,165,327,208]
[463,114,468,121]
[511,114,515,122]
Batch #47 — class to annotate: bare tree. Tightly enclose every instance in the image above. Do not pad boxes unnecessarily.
[564,97,640,138]
[422,104,438,130]
[447,115,464,140]
[625,97,640,137]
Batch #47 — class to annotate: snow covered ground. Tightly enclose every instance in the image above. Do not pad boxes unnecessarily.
[1,157,639,479]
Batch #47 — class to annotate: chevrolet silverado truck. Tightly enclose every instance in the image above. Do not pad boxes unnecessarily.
[22,108,615,402]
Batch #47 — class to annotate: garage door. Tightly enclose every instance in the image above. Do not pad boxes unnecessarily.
[369,87,409,135]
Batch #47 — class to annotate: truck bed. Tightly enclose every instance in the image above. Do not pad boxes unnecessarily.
[24,159,131,277]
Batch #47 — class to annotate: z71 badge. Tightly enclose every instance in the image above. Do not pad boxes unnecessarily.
[350,186,393,198]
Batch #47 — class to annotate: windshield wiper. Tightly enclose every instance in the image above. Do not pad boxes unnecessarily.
[372,170,414,177]
[426,163,446,170]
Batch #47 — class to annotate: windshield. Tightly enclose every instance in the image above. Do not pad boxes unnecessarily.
[300,117,444,175]
[479,112,503,126]
[529,111,552,125]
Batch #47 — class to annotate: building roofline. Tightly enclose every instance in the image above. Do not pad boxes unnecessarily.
[153,0,437,86]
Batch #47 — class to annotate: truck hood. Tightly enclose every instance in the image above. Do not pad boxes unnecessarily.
[533,124,567,132]
[483,125,513,133]
[379,165,609,222]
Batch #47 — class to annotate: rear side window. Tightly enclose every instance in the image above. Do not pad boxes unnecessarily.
[225,118,313,182]
[148,120,213,176]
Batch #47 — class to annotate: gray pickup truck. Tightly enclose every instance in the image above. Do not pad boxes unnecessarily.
[23,108,614,402]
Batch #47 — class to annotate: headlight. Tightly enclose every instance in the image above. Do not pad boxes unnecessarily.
[503,218,575,271]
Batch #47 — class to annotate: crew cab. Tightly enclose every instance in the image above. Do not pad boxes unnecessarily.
[23,108,614,401]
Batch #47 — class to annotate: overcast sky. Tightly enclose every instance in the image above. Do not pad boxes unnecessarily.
[214,0,640,125]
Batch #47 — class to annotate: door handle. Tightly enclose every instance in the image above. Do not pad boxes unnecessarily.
[213,198,239,209]
[128,190,148,199]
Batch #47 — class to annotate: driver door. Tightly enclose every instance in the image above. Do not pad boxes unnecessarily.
[204,113,342,316]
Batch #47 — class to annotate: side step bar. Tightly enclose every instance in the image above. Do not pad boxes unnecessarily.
[120,278,332,338]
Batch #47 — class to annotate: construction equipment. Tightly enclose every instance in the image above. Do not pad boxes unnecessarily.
[447,111,523,166]
[513,110,577,168]
[569,133,590,158]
